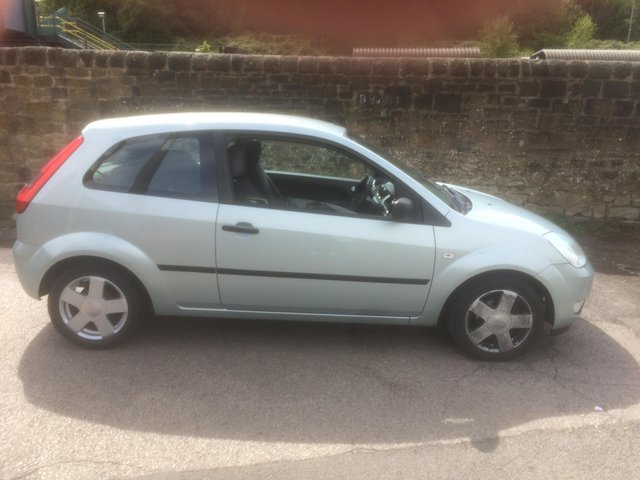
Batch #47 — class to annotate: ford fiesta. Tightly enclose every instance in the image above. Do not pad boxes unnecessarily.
[13,113,593,360]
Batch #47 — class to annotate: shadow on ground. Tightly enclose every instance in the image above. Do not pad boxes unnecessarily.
[18,315,640,449]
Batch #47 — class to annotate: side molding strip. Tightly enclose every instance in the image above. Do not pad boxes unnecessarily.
[158,265,429,286]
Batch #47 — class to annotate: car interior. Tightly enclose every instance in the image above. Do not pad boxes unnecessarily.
[226,138,398,217]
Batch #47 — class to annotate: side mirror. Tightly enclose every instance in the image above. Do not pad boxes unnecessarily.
[391,197,413,221]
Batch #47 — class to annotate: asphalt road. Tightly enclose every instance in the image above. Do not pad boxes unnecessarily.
[1,245,640,480]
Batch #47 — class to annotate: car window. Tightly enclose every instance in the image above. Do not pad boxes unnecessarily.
[89,135,165,191]
[260,140,369,179]
[86,133,215,201]
[147,137,201,196]
[226,136,414,220]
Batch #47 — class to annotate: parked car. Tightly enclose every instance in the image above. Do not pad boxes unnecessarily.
[13,113,593,360]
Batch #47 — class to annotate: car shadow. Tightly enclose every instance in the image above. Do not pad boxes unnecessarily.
[18,316,640,450]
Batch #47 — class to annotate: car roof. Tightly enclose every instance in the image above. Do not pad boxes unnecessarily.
[82,112,348,139]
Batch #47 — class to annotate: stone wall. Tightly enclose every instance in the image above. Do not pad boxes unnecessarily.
[1,47,639,220]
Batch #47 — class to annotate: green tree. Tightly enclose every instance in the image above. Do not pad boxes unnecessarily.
[512,0,584,51]
[577,0,639,41]
[479,17,520,57]
[566,14,597,47]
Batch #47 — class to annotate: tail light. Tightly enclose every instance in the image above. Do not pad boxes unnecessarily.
[16,135,84,214]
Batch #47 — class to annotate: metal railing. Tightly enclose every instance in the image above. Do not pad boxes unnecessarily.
[39,13,132,50]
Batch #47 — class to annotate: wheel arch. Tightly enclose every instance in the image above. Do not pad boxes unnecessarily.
[436,269,555,329]
[39,256,154,315]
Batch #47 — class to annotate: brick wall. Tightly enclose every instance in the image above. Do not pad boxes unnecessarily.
[1,47,639,220]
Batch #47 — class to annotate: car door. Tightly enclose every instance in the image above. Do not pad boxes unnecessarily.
[215,134,436,319]
[81,131,220,312]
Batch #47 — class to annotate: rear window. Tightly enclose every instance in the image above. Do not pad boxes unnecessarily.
[84,132,215,201]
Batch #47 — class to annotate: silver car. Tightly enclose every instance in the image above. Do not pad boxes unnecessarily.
[13,113,593,360]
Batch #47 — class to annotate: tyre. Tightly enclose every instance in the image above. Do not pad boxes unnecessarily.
[448,277,545,361]
[47,264,143,348]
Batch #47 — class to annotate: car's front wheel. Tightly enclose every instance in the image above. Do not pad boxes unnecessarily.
[48,264,143,348]
[448,277,545,361]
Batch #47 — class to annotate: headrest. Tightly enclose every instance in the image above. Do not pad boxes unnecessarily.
[228,143,246,178]
[244,140,262,167]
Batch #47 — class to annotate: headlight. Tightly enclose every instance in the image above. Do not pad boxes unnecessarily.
[544,232,587,268]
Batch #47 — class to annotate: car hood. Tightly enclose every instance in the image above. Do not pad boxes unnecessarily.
[448,185,566,237]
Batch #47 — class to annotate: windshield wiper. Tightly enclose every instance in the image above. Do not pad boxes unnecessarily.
[443,184,473,214]
[440,184,464,211]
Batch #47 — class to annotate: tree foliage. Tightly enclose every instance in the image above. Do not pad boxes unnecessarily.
[479,17,520,57]
[577,0,639,41]
[35,0,640,52]
[566,14,597,47]
[511,0,584,51]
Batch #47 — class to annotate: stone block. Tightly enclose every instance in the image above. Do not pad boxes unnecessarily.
[498,83,517,93]
[530,61,550,77]
[263,56,282,73]
[422,78,443,93]
[383,85,412,108]
[413,94,433,110]
[241,56,262,72]
[581,80,601,97]
[519,82,539,96]
[373,59,399,76]
[51,88,67,100]
[191,54,208,71]
[33,76,52,87]
[568,61,588,78]
[540,80,566,97]
[477,83,496,93]
[431,59,448,75]
[149,52,167,70]
[549,61,568,77]
[349,58,371,75]
[108,52,125,68]
[167,53,191,72]
[209,55,230,72]
[613,100,634,117]
[93,51,109,68]
[602,81,630,98]
[592,204,607,218]
[450,59,469,77]
[467,59,483,77]
[78,50,94,67]
[125,52,147,70]
[20,47,46,66]
[230,55,244,72]
[12,76,32,87]
[607,206,639,220]
[613,62,632,79]
[434,93,463,113]
[400,58,429,76]
[2,48,17,65]
[587,63,612,79]
[584,98,612,116]
[527,98,550,109]
[497,59,520,77]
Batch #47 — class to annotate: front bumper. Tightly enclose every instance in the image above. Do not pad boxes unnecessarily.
[535,262,594,330]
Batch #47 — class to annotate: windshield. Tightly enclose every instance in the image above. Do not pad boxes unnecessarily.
[349,134,469,213]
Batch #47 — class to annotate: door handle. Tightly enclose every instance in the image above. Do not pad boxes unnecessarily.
[222,223,260,235]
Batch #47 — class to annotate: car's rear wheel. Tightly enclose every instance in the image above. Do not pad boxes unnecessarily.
[48,265,142,348]
[448,277,545,361]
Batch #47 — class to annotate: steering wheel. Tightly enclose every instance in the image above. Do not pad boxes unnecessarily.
[348,174,375,212]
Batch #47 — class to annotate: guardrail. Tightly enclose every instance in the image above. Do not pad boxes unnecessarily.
[38,13,132,50]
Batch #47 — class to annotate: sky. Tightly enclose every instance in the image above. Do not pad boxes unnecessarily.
[231,0,528,43]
